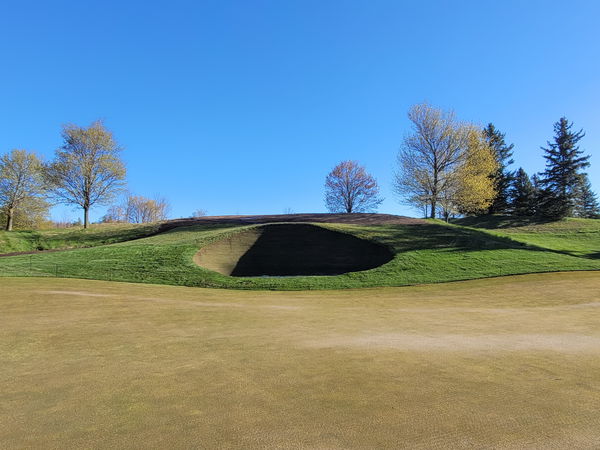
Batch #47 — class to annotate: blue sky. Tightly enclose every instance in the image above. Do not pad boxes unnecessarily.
[1,0,599,221]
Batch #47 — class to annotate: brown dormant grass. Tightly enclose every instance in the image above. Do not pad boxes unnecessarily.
[1,272,600,448]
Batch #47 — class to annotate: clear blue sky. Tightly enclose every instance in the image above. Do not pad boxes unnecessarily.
[1,0,599,222]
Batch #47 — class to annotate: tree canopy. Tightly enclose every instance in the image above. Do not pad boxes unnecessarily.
[537,118,590,219]
[325,160,383,213]
[0,149,47,231]
[483,123,514,214]
[394,103,497,219]
[44,120,126,228]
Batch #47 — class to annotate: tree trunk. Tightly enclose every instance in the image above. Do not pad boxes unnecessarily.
[84,207,89,229]
[6,207,14,231]
[430,200,436,219]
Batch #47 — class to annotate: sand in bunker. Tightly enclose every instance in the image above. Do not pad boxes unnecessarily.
[306,333,600,353]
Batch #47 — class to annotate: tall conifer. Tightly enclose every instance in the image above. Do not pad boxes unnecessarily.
[538,117,589,219]
[483,123,514,214]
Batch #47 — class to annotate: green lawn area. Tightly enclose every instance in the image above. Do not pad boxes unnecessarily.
[2,273,600,448]
[0,222,160,254]
[0,218,599,289]
[453,216,600,258]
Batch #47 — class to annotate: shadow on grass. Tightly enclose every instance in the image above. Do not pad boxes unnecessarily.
[451,215,555,230]
[373,223,532,253]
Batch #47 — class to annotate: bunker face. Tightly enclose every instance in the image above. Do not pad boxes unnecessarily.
[195,224,393,276]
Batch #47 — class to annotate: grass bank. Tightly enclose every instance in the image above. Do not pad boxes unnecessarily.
[0,222,160,254]
[453,216,600,258]
[0,218,598,289]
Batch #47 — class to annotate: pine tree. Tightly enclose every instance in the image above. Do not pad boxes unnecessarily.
[531,174,545,216]
[483,123,514,214]
[510,168,536,216]
[573,174,599,218]
[538,117,590,219]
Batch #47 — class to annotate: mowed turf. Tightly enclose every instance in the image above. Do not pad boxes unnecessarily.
[1,218,599,289]
[2,272,600,448]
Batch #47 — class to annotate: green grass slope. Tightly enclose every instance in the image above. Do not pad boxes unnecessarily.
[0,222,161,254]
[453,216,600,258]
[0,218,598,289]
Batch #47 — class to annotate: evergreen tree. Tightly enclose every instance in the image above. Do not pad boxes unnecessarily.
[531,174,545,215]
[538,117,590,219]
[510,168,536,216]
[573,174,599,218]
[483,123,514,214]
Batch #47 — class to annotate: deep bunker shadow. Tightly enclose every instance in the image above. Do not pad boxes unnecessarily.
[197,223,394,277]
[232,224,393,276]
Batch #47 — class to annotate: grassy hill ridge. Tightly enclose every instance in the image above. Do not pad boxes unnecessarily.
[0,216,598,289]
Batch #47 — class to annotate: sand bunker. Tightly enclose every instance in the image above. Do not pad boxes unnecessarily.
[194,223,393,277]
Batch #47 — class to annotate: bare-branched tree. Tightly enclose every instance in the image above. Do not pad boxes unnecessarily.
[103,194,170,223]
[394,103,468,219]
[394,103,498,219]
[324,160,383,213]
[44,120,126,228]
[191,209,207,218]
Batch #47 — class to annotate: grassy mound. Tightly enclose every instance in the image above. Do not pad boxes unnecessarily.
[0,222,161,254]
[195,224,393,276]
[0,216,598,289]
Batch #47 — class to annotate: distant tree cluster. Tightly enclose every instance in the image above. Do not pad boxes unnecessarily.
[102,194,170,223]
[1,120,174,231]
[506,118,598,220]
[392,103,598,221]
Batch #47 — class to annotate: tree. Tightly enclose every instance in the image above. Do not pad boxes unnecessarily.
[453,127,499,216]
[44,120,126,228]
[192,209,207,218]
[324,160,383,213]
[394,104,497,219]
[0,149,47,231]
[433,127,498,220]
[510,168,537,216]
[0,196,50,230]
[538,117,590,219]
[104,194,170,223]
[394,103,469,219]
[100,205,126,223]
[124,195,169,223]
[573,174,599,218]
[483,123,514,214]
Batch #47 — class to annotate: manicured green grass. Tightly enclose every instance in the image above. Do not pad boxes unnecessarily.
[0,222,161,254]
[0,219,598,289]
[453,216,600,258]
[2,273,600,448]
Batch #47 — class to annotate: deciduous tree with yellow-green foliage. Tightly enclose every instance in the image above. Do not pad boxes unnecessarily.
[453,127,499,215]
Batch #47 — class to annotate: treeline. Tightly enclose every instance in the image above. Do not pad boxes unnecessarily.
[394,103,598,220]
[0,121,174,231]
[323,103,598,220]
